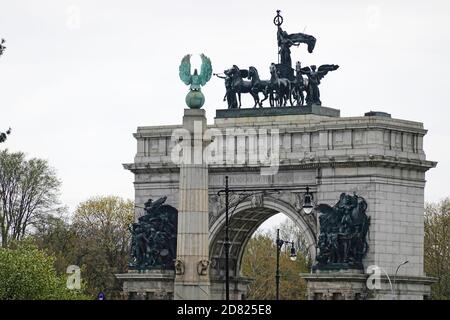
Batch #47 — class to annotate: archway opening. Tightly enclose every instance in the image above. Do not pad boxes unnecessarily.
[209,198,316,300]
[240,213,312,300]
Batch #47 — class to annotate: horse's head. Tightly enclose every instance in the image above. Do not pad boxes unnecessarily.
[350,195,368,223]
[224,68,232,76]
[269,63,278,78]
[248,66,257,79]
[228,65,240,78]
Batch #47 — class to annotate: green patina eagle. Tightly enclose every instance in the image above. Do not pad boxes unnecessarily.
[179,54,212,91]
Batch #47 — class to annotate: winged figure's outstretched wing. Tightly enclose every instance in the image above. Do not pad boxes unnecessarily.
[316,203,335,216]
[317,64,339,80]
[199,54,212,86]
[151,196,167,210]
[300,66,312,74]
[179,54,192,85]
[316,203,337,231]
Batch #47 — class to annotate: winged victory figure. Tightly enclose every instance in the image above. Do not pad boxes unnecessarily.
[179,54,212,91]
[178,54,212,108]
[302,64,339,106]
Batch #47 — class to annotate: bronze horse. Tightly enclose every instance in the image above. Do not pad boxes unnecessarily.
[228,65,259,108]
[247,66,270,108]
[269,63,291,107]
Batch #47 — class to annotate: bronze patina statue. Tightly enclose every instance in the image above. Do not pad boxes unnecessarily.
[1,40,11,143]
[247,66,270,108]
[302,64,339,106]
[129,196,178,272]
[0,128,11,144]
[313,193,371,271]
[269,63,291,107]
[226,65,259,108]
[214,10,339,108]
[291,61,308,106]
[0,39,6,57]
[179,54,212,109]
[275,10,316,69]
[214,69,238,109]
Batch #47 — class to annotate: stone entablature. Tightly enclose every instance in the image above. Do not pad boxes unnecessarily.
[128,112,433,175]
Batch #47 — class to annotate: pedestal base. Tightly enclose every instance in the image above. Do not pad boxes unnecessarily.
[115,270,175,300]
[301,270,436,300]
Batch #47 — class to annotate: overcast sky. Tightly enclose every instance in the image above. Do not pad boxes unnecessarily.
[1,0,449,215]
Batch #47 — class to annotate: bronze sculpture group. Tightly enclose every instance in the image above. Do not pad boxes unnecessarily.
[215,11,339,108]
[129,196,178,271]
[0,39,10,144]
[314,193,371,270]
[0,39,5,57]
[0,128,11,144]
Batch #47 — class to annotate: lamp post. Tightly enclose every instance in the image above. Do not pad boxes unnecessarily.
[275,228,296,300]
[217,175,282,301]
[393,260,409,300]
[224,176,230,301]
[216,176,233,301]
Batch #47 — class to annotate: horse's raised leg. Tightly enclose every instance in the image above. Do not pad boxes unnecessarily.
[256,92,263,108]
[289,91,294,107]
[260,92,268,107]
[277,93,283,107]
[300,91,304,106]
[251,91,259,108]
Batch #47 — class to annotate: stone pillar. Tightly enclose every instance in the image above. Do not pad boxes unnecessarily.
[174,109,210,300]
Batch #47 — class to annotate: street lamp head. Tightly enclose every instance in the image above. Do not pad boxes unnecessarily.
[302,186,314,215]
[289,244,297,261]
[303,205,313,215]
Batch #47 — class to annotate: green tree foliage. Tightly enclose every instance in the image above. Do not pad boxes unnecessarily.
[241,218,310,300]
[0,242,89,299]
[0,149,60,248]
[424,198,450,300]
[71,196,134,298]
[32,213,80,275]
[29,196,134,299]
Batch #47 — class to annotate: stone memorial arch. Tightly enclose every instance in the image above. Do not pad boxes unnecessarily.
[118,106,436,300]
